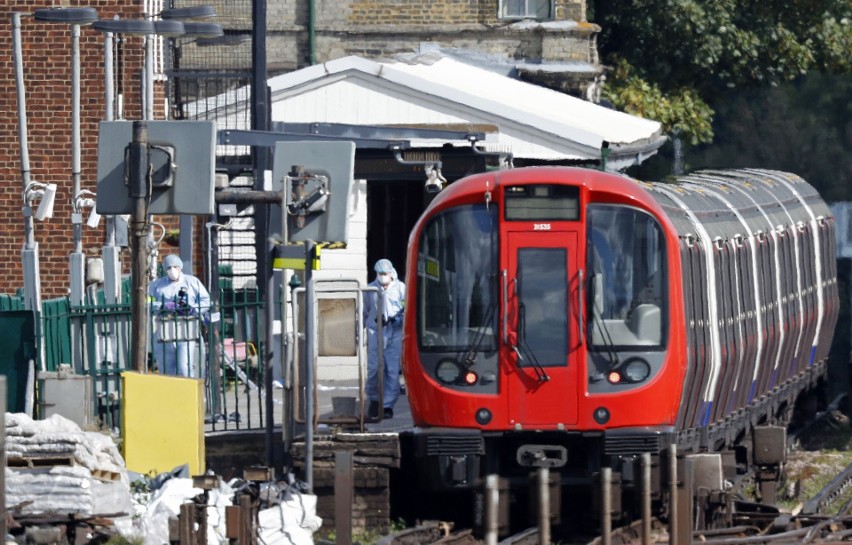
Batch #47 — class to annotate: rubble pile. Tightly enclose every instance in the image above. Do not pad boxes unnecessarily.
[3,413,323,544]
[4,412,132,518]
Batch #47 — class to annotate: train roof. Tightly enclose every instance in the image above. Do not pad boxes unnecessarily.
[421,166,831,245]
[644,169,833,242]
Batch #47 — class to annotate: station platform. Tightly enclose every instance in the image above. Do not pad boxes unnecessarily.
[203,376,414,435]
[314,378,414,435]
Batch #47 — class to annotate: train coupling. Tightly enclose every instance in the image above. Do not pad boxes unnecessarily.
[516,444,568,468]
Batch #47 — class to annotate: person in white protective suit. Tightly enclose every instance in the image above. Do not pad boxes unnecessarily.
[148,254,211,377]
[363,258,406,420]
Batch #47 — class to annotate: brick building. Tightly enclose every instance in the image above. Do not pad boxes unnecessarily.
[1,0,604,298]
[0,1,148,299]
[174,0,603,117]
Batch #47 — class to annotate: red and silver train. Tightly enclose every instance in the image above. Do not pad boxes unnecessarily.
[399,166,838,527]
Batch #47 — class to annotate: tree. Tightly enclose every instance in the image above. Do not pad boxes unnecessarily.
[590,0,852,145]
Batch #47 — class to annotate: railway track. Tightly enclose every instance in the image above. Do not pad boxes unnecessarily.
[800,460,852,516]
[378,524,546,545]
[378,452,852,545]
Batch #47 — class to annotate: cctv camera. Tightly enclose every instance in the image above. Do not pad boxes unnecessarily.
[34,183,57,221]
[424,164,447,194]
[425,179,442,194]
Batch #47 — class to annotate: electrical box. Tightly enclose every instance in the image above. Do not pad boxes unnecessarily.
[40,365,94,430]
[270,141,355,245]
[96,120,216,215]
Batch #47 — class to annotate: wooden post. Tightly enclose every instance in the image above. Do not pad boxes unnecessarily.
[335,451,353,545]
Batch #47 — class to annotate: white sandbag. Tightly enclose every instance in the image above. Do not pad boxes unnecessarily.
[114,477,234,545]
[257,492,322,545]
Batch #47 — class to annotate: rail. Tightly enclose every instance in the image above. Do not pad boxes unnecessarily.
[0,283,266,435]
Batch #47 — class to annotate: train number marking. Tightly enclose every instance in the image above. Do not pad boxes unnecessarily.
[533,223,551,231]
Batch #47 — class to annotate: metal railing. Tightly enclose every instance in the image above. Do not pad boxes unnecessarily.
[0,284,266,434]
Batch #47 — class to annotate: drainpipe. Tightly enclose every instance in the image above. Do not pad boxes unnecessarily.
[600,141,610,172]
[308,0,316,65]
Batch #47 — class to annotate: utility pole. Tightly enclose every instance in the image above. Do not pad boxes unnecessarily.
[129,121,151,372]
[251,0,276,468]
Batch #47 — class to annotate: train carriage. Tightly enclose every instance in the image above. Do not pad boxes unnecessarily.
[399,166,837,529]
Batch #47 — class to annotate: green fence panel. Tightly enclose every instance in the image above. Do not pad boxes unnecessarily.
[41,298,72,371]
[0,293,25,311]
[0,310,37,412]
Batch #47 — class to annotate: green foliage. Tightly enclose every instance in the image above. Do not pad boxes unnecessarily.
[602,58,715,144]
[590,0,852,145]
[688,73,852,201]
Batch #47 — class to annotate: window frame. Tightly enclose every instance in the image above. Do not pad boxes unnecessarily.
[499,0,555,21]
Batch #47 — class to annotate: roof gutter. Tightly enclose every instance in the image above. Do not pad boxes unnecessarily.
[605,134,669,170]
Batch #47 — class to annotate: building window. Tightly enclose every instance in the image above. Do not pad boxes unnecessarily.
[500,0,553,20]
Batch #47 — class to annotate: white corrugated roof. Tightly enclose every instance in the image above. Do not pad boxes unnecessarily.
[264,53,665,166]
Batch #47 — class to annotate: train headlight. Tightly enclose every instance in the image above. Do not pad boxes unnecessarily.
[622,358,651,383]
[436,359,462,384]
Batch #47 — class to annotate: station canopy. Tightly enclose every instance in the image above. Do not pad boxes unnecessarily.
[194,51,666,170]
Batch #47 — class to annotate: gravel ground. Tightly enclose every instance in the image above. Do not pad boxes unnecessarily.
[782,410,852,513]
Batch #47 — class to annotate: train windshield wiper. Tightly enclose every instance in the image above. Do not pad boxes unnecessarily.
[460,287,496,367]
[515,303,549,382]
[590,273,620,370]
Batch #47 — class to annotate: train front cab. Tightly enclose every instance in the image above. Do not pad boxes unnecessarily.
[401,167,685,526]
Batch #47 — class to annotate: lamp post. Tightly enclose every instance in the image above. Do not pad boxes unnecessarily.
[102,20,121,305]
[12,7,98,313]
[30,8,100,306]
[92,18,158,372]
[144,6,217,121]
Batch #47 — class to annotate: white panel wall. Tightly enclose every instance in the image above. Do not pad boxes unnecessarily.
[281,180,368,382]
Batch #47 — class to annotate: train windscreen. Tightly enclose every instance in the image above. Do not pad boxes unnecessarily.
[416,204,499,351]
[587,205,666,349]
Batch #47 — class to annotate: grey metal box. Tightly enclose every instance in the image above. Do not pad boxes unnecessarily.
[40,367,93,430]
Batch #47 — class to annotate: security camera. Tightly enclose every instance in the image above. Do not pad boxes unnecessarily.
[34,183,57,221]
[425,178,442,194]
[424,165,446,194]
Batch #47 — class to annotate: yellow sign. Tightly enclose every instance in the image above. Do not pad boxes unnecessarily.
[121,372,205,476]
[272,243,322,270]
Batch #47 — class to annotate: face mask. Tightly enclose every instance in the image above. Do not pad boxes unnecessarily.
[378,273,391,286]
[167,268,181,282]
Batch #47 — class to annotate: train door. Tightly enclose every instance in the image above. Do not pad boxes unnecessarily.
[505,231,581,426]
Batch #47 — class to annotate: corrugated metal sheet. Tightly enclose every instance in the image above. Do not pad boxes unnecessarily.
[188,52,665,166]
[262,53,665,165]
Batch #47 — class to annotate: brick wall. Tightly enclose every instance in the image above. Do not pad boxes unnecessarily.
[0,2,190,299]
[182,0,598,90]
[0,2,138,298]
[291,434,401,534]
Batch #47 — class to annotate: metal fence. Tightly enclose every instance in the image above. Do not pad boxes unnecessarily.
[166,0,253,128]
[0,282,267,435]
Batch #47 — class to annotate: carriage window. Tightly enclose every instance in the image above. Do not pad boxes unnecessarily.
[417,205,499,351]
[587,205,666,348]
[516,248,569,366]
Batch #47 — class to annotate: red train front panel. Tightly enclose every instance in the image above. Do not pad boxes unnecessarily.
[402,167,687,433]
